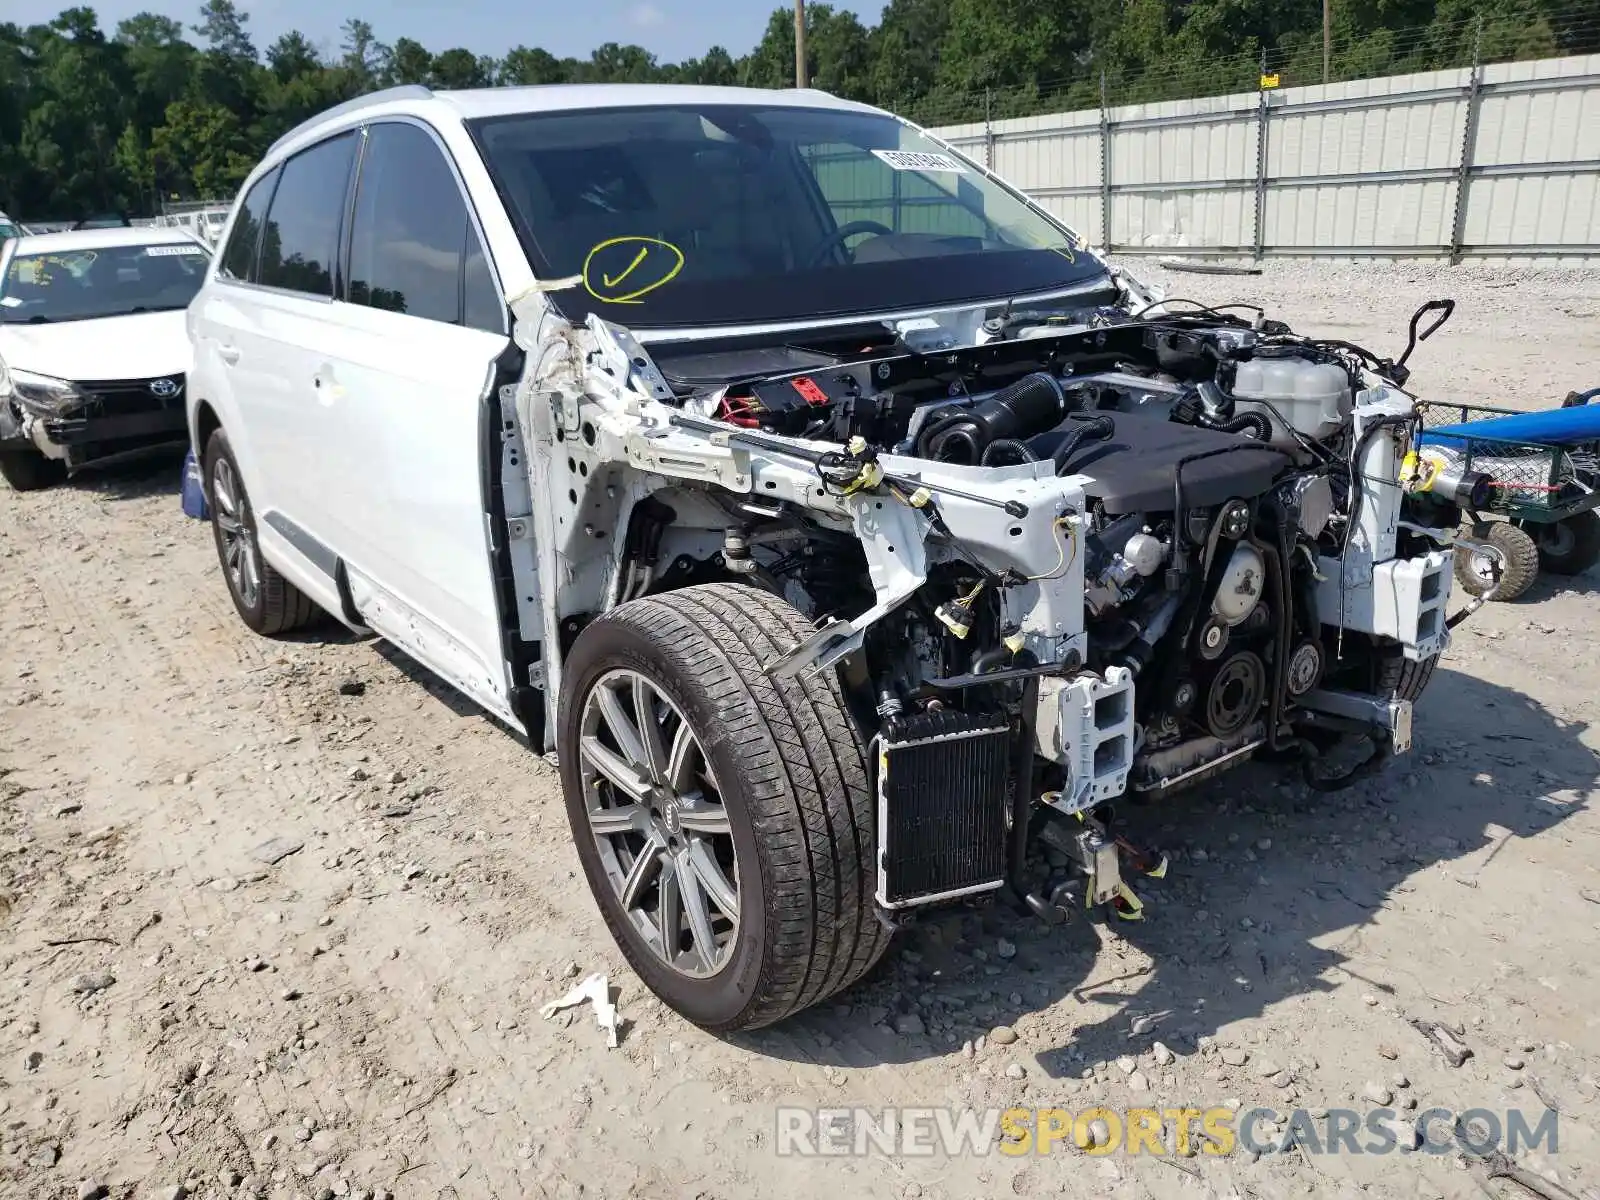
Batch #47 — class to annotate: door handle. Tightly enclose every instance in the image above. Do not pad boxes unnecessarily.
[313,373,345,404]
[217,344,241,365]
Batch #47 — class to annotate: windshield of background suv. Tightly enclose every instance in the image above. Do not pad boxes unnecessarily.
[0,242,211,323]
[469,104,1106,329]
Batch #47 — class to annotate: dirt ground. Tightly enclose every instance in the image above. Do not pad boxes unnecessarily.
[3,262,1600,1200]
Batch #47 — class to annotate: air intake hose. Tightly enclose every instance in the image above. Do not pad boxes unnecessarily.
[921,372,1065,464]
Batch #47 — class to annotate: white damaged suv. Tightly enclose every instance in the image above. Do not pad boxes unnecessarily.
[189,83,1468,1030]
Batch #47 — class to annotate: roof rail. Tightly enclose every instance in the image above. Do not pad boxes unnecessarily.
[265,84,434,159]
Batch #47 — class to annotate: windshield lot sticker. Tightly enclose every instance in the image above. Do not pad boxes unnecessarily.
[144,245,206,257]
[872,150,968,173]
[582,236,685,305]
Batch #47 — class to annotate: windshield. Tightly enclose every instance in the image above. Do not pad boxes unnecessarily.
[0,242,211,323]
[469,104,1106,330]
[0,221,18,243]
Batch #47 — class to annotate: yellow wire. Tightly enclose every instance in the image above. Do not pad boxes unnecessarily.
[1023,517,1079,582]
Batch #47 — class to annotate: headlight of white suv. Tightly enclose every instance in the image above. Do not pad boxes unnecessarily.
[4,367,85,416]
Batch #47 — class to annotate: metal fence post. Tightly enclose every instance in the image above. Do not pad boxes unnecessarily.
[1448,21,1485,264]
[1254,55,1271,260]
[984,88,995,169]
[1099,70,1112,251]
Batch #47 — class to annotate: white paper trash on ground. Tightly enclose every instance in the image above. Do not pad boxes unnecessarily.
[540,973,621,1048]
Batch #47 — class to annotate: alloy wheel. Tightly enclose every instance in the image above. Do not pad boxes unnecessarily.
[578,668,739,979]
[212,457,261,610]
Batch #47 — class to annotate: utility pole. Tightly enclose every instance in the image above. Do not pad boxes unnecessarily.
[1323,0,1331,84]
[793,0,806,89]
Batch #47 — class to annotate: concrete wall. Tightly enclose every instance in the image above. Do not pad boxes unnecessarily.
[929,53,1600,260]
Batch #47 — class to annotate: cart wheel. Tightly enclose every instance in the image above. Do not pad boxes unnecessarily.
[1518,511,1600,577]
[1455,522,1539,601]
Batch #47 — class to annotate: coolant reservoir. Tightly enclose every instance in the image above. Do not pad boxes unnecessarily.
[1232,358,1352,448]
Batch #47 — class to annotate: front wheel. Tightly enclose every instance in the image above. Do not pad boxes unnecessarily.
[557,583,889,1031]
[0,445,66,492]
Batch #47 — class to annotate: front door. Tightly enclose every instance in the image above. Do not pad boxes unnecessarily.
[328,119,517,725]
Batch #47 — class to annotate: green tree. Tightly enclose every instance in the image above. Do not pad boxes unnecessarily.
[742,4,874,94]
[585,42,660,82]
[387,36,435,85]
[871,0,952,105]
[340,17,388,85]
[266,31,320,82]
[151,96,252,198]
[192,0,253,60]
[430,47,493,88]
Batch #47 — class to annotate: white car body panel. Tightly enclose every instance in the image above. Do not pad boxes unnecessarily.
[312,303,514,722]
[0,310,190,381]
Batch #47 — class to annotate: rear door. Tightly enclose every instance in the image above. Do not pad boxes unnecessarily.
[191,165,279,488]
[192,134,359,579]
[245,132,361,564]
[328,119,517,722]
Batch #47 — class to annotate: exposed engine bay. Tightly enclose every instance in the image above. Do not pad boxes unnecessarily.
[507,270,1480,924]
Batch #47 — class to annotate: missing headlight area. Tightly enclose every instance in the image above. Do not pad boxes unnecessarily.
[509,277,1467,991]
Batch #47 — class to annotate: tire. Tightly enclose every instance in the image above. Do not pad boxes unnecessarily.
[203,429,318,636]
[0,445,65,492]
[1301,635,1438,774]
[557,582,889,1032]
[1454,521,1539,601]
[1373,646,1437,706]
[1519,510,1600,577]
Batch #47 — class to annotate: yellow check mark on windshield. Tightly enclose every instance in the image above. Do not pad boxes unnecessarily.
[602,246,650,289]
[582,236,685,304]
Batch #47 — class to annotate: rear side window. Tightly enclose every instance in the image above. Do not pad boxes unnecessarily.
[258,132,356,296]
[348,122,503,331]
[219,167,278,282]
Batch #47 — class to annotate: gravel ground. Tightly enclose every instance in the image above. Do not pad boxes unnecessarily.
[2,260,1600,1200]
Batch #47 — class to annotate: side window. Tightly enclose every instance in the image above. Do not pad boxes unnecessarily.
[258,132,357,296]
[348,122,503,330]
[219,167,278,282]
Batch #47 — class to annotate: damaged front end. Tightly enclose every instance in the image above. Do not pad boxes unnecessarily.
[0,362,189,470]
[499,271,1469,929]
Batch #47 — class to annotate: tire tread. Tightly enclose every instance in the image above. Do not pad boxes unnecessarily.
[571,582,888,1030]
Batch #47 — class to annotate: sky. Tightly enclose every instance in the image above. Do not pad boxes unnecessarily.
[10,0,881,64]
